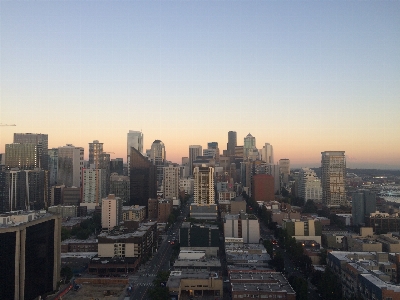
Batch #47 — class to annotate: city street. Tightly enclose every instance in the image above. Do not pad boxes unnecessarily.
[125,199,191,299]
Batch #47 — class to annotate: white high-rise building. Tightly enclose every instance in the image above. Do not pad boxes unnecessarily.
[189,145,202,175]
[101,194,122,230]
[298,168,322,203]
[57,144,84,187]
[321,151,346,207]
[193,165,215,205]
[163,165,180,199]
[261,143,274,165]
[127,130,143,175]
[82,166,106,209]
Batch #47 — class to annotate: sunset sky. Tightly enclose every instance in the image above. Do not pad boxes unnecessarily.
[1,1,399,169]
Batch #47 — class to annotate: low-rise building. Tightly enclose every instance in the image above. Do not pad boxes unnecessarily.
[179,223,219,257]
[327,251,400,299]
[91,221,157,274]
[158,199,173,223]
[282,218,322,244]
[61,239,98,253]
[229,271,295,300]
[167,270,222,299]
[48,205,78,218]
[122,205,146,222]
[225,243,270,267]
[224,212,260,244]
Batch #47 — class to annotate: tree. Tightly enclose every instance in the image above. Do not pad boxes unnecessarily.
[148,271,171,300]
[167,213,176,225]
[271,251,284,272]
[302,200,317,213]
[319,249,327,265]
[317,267,342,300]
[281,187,290,197]
[289,276,308,300]
[60,266,73,283]
[61,227,71,241]
[263,240,273,258]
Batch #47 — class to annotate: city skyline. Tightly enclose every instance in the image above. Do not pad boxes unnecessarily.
[1,1,399,169]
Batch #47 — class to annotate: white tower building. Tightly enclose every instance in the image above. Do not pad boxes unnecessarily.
[298,168,322,203]
[163,165,180,199]
[101,194,122,230]
[261,143,274,165]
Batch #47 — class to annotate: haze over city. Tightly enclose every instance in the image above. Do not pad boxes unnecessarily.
[1,1,399,169]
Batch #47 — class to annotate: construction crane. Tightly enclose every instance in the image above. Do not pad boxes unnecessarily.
[0,124,16,126]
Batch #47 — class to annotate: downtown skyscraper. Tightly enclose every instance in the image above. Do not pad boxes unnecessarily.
[321,151,346,207]
[127,130,143,175]
[149,140,166,187]
[13,133,49,170]
[188,145,202,176]
[227,131,237,157]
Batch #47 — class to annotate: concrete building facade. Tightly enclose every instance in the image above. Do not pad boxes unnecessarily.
[298,167,322,202]
[57,144,84,188]
[321,151,346,207]
[101,194,123,230]
[163,165,180,199]
[193,166,215,205]
[0,211,61,300]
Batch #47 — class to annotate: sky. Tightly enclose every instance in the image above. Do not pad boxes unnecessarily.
[1,0,399,169]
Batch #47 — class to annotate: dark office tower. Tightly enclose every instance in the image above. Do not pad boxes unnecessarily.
[14,133,49,170]
[352,191,376,226]
[227,131,237,157]
[27,168,49,210]
[0,212,61,300]
[129,147,157,207]
[188,145,202,176]
[48,148,58,185]
[110,158,124,175]
[0,171,6,213]
[149,140,166,187]
[4,170,28,212]
[5,143,38,170]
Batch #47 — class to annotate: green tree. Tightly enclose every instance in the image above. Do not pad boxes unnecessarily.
[167,213,176,225]
[60,266,73,283]
[317,267,342,300]
[319,249,328,265]
[76,229,91,240]
[271,251,285,272]
[148,271,170,300]
[61,227,71,241]
[289,276,308,300]
[302,200,317,213]
[263,240,274,258]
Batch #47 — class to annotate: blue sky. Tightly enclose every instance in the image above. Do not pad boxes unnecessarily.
[1,0,399,168]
